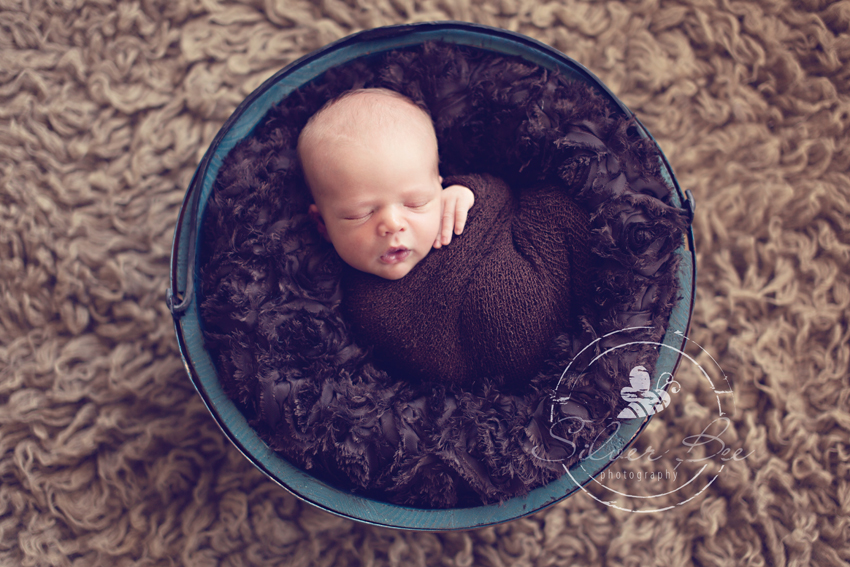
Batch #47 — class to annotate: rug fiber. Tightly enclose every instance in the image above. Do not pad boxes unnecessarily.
[1,0,848,565]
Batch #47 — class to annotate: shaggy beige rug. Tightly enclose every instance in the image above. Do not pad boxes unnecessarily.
[1,0,848,565]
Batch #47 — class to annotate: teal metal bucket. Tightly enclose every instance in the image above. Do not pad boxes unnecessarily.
[168,21,696,530]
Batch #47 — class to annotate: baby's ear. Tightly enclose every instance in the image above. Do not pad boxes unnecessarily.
[308,204,330,241]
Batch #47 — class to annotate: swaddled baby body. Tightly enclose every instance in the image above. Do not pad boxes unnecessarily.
[298,88,590,389]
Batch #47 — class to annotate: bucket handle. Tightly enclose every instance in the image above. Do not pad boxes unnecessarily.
[166,164,204,319]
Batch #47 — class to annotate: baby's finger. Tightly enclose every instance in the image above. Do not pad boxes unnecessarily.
[441,202,455,244]
[454,206,469,235]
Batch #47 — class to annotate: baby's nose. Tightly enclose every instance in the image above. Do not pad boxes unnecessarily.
[377,206,404,235]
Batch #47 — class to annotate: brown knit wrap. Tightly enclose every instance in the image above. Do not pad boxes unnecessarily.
[340,173,590,389]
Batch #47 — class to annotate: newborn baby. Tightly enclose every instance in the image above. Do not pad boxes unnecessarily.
[298,88,590,389]
[299,88,474,281]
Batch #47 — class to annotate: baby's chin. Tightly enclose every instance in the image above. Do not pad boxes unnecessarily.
[378,270,411,281]
[372,261,417,280]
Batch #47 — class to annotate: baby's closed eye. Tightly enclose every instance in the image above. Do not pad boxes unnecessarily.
[343,211,373,220]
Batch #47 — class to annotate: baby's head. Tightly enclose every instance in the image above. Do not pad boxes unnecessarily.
[298,88,443,280]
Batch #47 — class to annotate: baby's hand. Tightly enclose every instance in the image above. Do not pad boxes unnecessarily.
[434,184,475,248]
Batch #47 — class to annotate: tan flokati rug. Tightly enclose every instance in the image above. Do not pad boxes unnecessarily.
[1,0,848,565]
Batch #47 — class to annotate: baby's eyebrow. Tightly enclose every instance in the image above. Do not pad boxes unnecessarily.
[337,196,374,209]
[401,187,436,199]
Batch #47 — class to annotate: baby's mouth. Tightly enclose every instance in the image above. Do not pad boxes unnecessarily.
[380,247,411,264]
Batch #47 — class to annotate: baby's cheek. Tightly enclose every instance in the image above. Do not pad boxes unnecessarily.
[429,210,443,234]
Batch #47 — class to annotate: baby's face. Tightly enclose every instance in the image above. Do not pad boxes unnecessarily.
[306,130,443,280]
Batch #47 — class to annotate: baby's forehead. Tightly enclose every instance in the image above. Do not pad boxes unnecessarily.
[313,91,434,141]
[326,91,413,116]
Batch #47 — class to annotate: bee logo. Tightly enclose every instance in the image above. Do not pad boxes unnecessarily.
[616,365,672,419]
